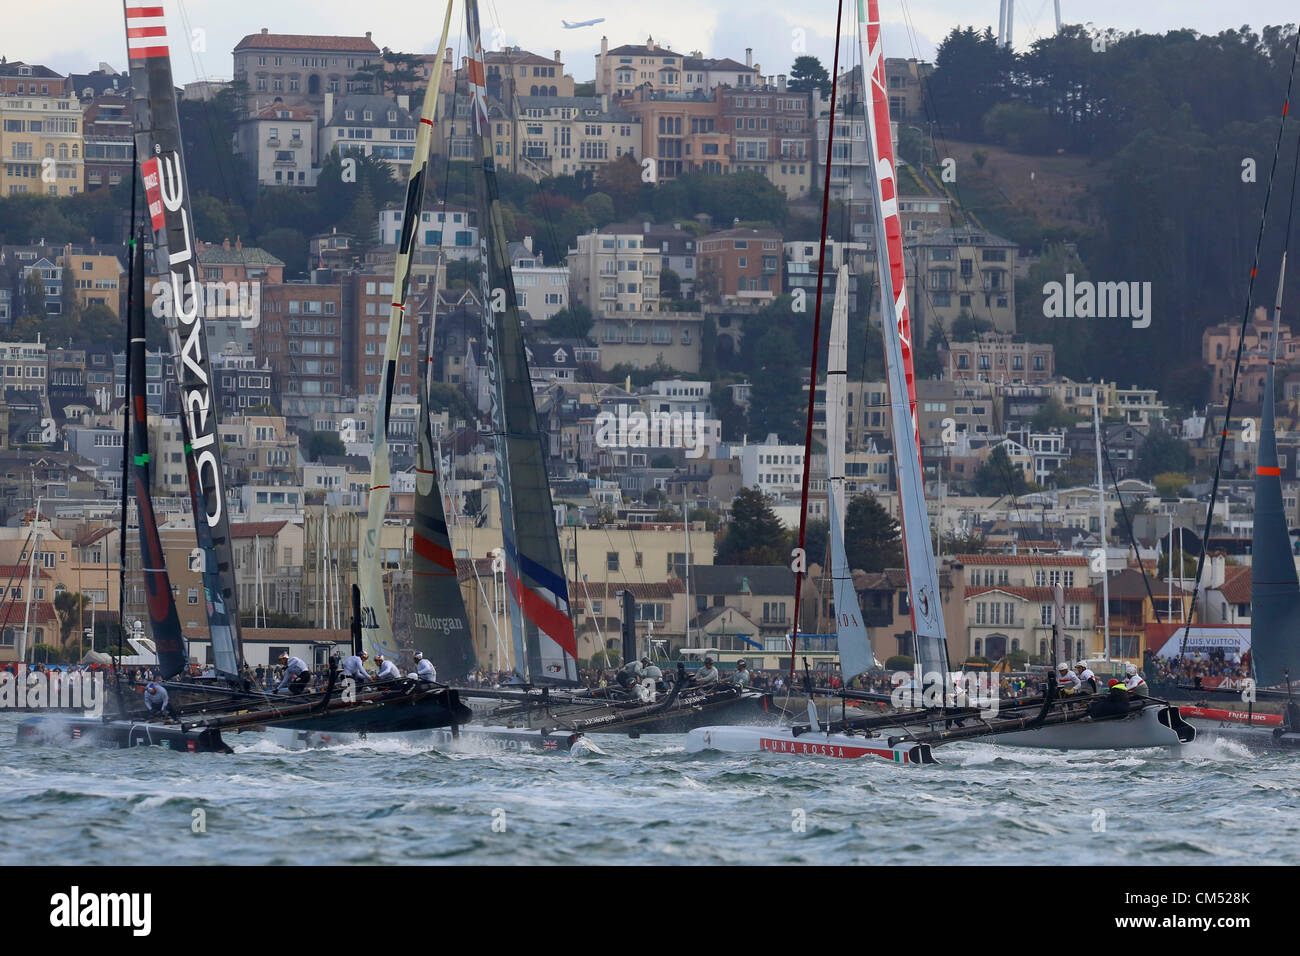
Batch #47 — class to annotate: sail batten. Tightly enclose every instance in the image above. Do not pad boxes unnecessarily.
[357,3,455,664]
[858,0,950,686]
[123,0,240,679]
[466,0,579,684]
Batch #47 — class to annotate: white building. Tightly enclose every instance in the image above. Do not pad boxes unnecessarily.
[236,98,318,186]
[569,225,661,318]
[319,92,418,177]
[377,202,479,261]
[510,238,569,323]
[734,434,810,497]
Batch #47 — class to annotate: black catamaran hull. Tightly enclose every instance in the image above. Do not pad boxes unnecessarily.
[262,686,472,734]
[16,715,232,753]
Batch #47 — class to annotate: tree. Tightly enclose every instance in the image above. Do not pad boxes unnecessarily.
[789,55,831,98]
[973,444,1029,496]
[257,227,308,278]
[942,528,989,555]
[1136,427,1190,480]
[746,326,802,443]
[801,519,829,569]
[582,192,616,227]
[659,267,682,300]
[1153,471,1191,497]
[717,487,790,565]
[545,305,594,342]
[844,494,902,573]
[1031,396,1077,431]
[428,383,476,425]
[341,182,379,254]
[307,430,346,460]
[54,591,89,647]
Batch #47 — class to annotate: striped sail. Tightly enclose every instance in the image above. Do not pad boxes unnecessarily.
[826,267,874,680]
[413,264,478,680]
[123,2,241,678]
[127,235,188,678]
[1251,252,1300,686]
[860,0,921,458]
[357,4,454,663]
[466,0,580,684]
[858,0,950,686]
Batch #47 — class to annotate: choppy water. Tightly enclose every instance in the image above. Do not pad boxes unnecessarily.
[1,712,1297,865]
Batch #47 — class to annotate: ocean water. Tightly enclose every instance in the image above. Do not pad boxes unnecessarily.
[1,712,1297,865]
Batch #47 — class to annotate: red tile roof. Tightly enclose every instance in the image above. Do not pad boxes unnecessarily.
[235,33,379,53]
[1215,566,1251,604]
[0,601,56,625]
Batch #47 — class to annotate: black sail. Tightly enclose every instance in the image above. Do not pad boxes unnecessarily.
[127,236,188,678]
[123,1,241,678]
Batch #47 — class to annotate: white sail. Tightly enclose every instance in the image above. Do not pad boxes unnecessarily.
[857,0,950,688]
[357,4,454,660]
[826,267,875,680]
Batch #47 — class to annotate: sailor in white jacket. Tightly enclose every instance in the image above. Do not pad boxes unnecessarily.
[1123,662,1148,696]
[375,654,401,681]
[414,651,437,683]
[1057,663,1082,694]
[341,651,370,685]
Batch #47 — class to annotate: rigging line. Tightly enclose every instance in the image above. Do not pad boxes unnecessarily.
[1181,27,1300,662]
[1100,421,1163,625]
[790,0,845,682]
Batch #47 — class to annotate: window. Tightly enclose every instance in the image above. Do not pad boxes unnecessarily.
[188,588,199,605]
[606,552,619,571]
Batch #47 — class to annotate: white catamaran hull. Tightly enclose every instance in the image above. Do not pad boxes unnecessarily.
[685,725,935,764]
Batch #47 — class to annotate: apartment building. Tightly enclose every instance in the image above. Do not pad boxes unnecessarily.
[0,340,48,403]
[734,434,807,497]
[484,47,575,100]
[1203,314,1294,405]
[81,92,132,191]
[594,311,704,373]
[0,62,70,97]
[0,91,84,197]
[594,37,760,98]
[236,98,318,187]
[233,29,381,113]
[621,87,730,181]
[848,194,952,249]
[511,94,639,180]
[349,273,420,401]
[257,282,344,427]
[835,58,932,121]
[569,224,662,316]
[319,92,418,177]
[510,238,570,324]
[909,227,1018,336]
[943,335,1054,385]
[697,228,783,304]
[212,348,276,416]
[59,246,124,316]
[717,82,813,198]
[376,202,478,260]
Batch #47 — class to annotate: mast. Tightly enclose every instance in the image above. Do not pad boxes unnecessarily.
[123,1,241,681]
[127,234,188,677]
[789,0,845,678]
[827,267,876,680]
[357,2,454,664]
[19,498,40,664]
[858,0,950,690]
[466,0,579,685]
[1093,402,1110,664]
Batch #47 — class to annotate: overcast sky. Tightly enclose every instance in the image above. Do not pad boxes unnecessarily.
[9,1,1298,86]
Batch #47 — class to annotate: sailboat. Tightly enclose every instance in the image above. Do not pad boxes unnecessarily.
[687,0,1191,761]
[1182,250,1300,749]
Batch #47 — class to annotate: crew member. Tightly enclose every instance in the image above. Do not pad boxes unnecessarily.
[617,657,644,689]
[732,659,751,688]
[1074,660,1098,693]
[414,651,437,683]
[143,681,170,717]
[276,652,311,695]
[375,654,401,681]
[1087,677,1132,719]
[1123,661,1148,696]
[693,657,720,685]
[1057,662,1081,694]
[341,651,370,685]
[640,657,663,682]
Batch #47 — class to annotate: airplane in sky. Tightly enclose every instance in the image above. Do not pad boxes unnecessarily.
[562,17,606,29]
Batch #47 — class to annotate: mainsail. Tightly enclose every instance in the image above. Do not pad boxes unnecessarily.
[826,267,875,681]
[127,234,188,678]
[123,1,241,679]
[466,0,580,684]
[858,0,950,685]
[413,265,478,680]
[860,0,921,458]
[1250,253,1300,687]
[357,3,454,662]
